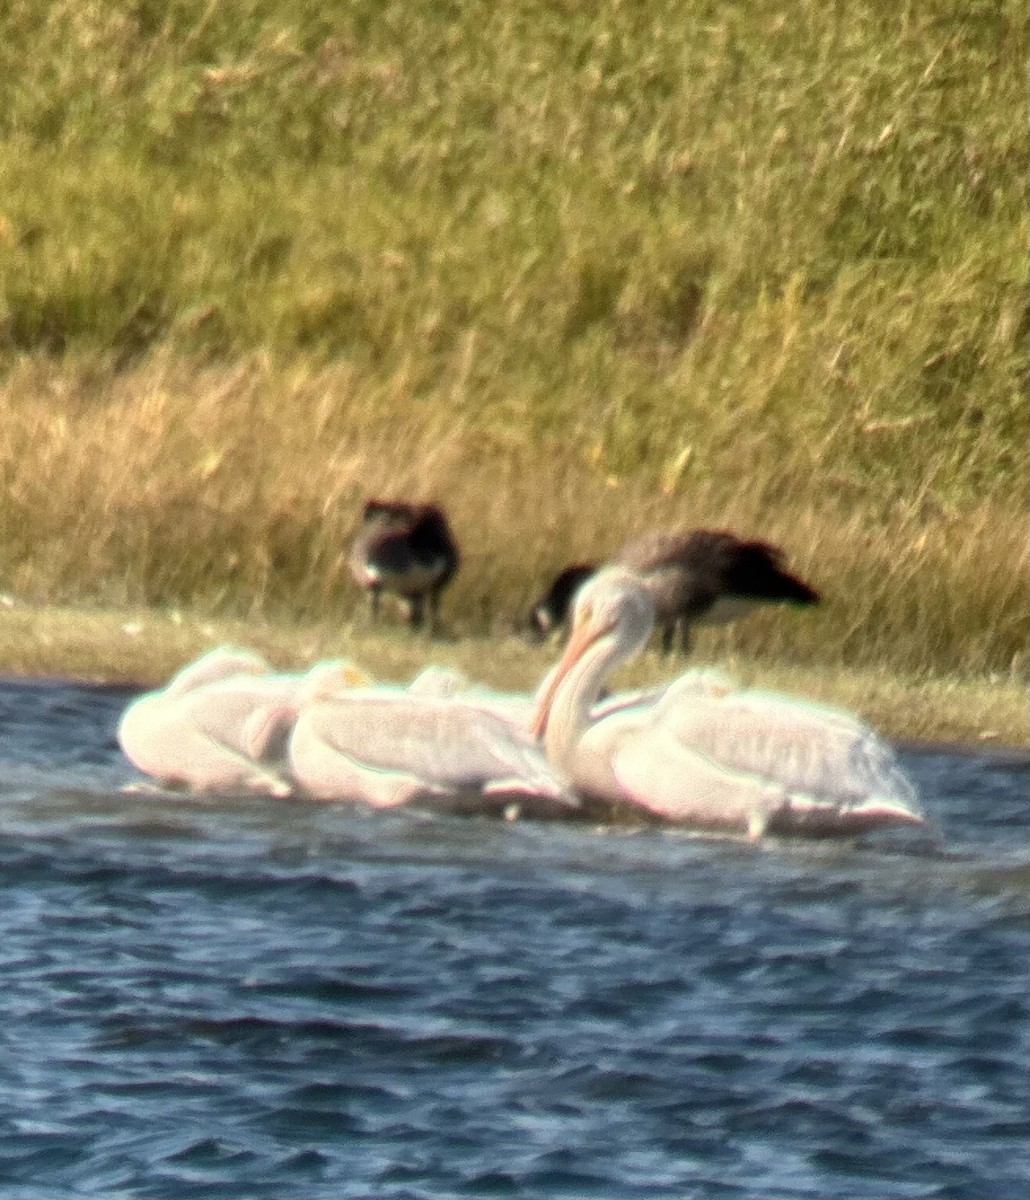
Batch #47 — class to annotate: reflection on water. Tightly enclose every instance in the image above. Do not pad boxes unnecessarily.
[0,677,1027,1199]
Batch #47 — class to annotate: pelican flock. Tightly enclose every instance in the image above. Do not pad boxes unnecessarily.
[117,512,922,839]
[118,648,370,796]
[119,647,574,816]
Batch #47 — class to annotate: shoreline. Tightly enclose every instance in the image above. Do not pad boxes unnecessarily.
[1,600,1025,751]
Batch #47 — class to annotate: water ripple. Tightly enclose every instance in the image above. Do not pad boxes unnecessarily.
[0,679,1026,1198]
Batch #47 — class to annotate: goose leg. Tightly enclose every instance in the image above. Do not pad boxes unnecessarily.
[678,620,692,656]
[427,586,443,636]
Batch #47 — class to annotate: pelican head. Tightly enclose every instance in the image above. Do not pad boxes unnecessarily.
[530,567,655,742]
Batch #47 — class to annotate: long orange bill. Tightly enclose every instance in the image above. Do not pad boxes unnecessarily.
[528,616,612,741]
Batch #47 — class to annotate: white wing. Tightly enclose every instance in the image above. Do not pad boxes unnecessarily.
[291,694,574,807]
[592,668,737,721]
[654,690,910,799]
[407,667,536,729]
[608,721,787,833]
[406,666,472,697]
[162,646,271,698]
[633,687,921,831]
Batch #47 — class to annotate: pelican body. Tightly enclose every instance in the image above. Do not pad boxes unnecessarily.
[613,528,820,654]
[406,665,537,728]
[530,568,922,837]
[118,647,366,796]
[348,499,459,632]
[287,687,576,817]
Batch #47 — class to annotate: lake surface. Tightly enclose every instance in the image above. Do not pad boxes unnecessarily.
[0,677,1026,1199]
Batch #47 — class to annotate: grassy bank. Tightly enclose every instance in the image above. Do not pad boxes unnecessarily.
[0,1,1026,702]
[1,599,1025,749]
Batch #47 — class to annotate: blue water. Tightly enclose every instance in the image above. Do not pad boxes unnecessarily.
[0,677,1026,1199]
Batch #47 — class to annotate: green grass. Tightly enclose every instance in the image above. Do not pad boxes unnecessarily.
[0,0,1025,710]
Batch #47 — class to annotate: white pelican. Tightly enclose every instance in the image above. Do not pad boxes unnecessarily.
[407,663,736,735]
[152,645,272,692]
[530,568,923,837]
[286,685,577,816]
[118,649,369,796]
[405,665,538,728]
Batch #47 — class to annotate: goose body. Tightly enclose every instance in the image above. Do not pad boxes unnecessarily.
[613,527,820,654]
[349,499,459,631]
[526,563,597,641]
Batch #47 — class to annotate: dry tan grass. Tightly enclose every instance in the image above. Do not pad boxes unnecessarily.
[0,352,1025,686]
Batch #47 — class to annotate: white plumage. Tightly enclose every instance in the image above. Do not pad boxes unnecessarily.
[531,567,923,836]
